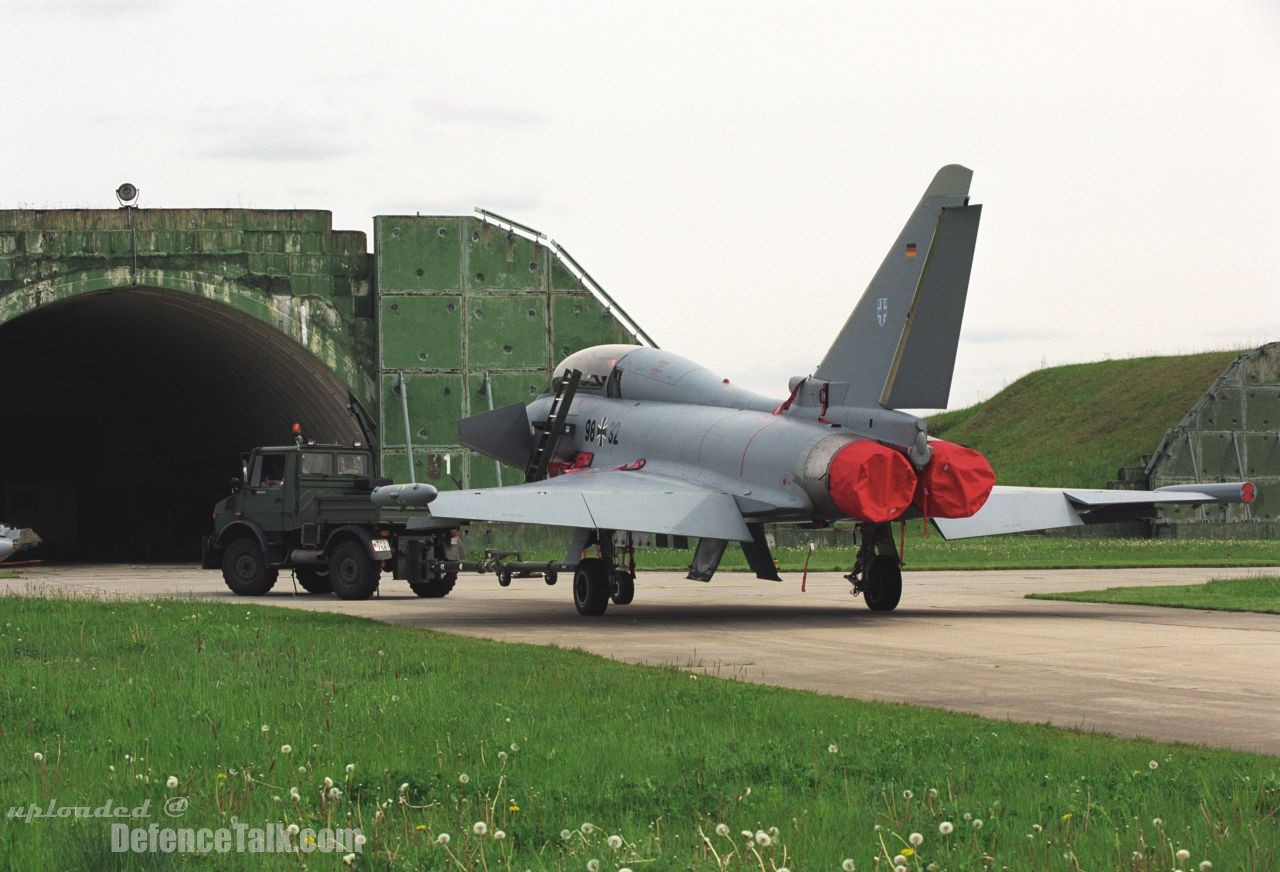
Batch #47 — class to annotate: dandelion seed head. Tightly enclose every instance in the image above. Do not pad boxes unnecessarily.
[828,743,839,754]
[1149,760,1159,770]
[587,861,600,872]
[436,832,450,844]
[280,745,292,754]
[354,833,366,847]
[927,787,938,798]
[1032,823,1043,832]
[498,751,508,761]
[32,752,43,762]
[607,835,622,849]
[1199,862,1213,871]
[1152,817,1163,828]
[165,776,178,789]
[287,824,300,836]
[755,830,772,846]
[328,787,341,799]
[715,823,730,837]
[939,821,953,835]
[472,821,487,836]
[1176,849,1191,862]
[843,861,857,872]
[510,743,520,752]
[963,812,972,821]
[581,822,595,834]
[342,853,355,866]
[894,856,906,866]
[261,724,269,733]
[561,830,573,841]
[399,782,410,793]
[345,763,355,774]
[458,773,470,785]
[323,777,334,788]
[902,789,913,800]
[909,832,923,846]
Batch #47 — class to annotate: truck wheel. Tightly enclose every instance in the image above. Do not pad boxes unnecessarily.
[573,557,610,616]
[328,540,380,600]
[863,555,902,612]
[294,567,332,594]
[610,570,635,606]
[409,572,456,598]
[221,538,278,596]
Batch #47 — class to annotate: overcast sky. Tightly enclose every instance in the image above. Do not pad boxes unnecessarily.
[4,0,1277,407]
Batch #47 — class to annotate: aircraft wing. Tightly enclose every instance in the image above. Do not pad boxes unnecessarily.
[932,483,1255,540]
[409,469,753,542]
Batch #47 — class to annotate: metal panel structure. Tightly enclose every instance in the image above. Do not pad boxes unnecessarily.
[375,213,650,490]
[1146,342,1280,525]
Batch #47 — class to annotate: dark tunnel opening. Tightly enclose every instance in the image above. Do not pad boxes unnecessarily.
[0,288,363,561]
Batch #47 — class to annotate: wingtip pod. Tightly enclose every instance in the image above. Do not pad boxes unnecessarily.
[371,482,439,508]
[828,441,918,523]
[913,439,996,519]
[1154,481,1256,504]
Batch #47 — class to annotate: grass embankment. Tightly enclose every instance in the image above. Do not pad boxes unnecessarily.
[3,598,1277,870]
[928,351,1239,488]
[525,536,1280,572]
[1029,575,1280,614]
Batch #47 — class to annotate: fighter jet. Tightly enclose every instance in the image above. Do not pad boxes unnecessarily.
[410,165,1254,615]
[0,524,41,563]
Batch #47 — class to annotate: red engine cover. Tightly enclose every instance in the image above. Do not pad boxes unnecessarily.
[828,441,918,523]
[914,439,995,519]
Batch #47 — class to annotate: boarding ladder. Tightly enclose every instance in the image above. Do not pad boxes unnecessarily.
[525,368,582,482]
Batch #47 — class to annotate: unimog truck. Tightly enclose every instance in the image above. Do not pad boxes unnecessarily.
[201,441,463,600]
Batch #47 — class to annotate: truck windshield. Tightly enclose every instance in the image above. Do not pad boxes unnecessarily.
[301,453,334,476]
[336,454,368,476]
[251,454,286,487]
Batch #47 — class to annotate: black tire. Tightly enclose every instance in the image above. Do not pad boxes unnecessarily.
[294,566,332,594]
[544,572,558,586]
[610,570,635,605]
[409,572,457,599]
[497,567,513,587]
[573,557,610,616]
[221,538,278,596]
[328,539,380,600]
[863,554,902,612]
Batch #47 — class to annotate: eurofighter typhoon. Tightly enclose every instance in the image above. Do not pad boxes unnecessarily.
[410,166,1255,615]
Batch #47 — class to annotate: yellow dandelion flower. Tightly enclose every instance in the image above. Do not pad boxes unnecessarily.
[509,804,520,813]
[415,824,427,832]
[902,848,914,857]
[217,773,227,780]
[1062,813,1072,821]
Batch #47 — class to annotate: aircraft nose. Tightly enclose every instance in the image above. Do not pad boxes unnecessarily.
[827,441,918,523]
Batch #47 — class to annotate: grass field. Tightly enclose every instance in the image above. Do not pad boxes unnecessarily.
[2,597,1277,870]
[1028,575,1280,614]
[928,351,1240,488]
[523,536,1280,573]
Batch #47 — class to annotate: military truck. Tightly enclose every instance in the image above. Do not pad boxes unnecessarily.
[201,442,463,600]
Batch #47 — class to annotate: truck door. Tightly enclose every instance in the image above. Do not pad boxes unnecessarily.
[241,451,289,533]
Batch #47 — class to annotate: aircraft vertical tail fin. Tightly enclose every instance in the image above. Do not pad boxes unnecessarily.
[814,165,981,410]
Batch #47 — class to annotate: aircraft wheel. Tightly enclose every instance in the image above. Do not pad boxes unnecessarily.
[221,538,278,596]
[328,540,380,601]
[610,570,635,605]
[294,566,332,594]
[863,555,902,612]
[410,572,456,598]
[573,558,610,616]
[498,567,513,587]
[544,571,558,586]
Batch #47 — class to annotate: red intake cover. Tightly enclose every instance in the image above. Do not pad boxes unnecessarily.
[914,439,995,519]
[828,441,918,522]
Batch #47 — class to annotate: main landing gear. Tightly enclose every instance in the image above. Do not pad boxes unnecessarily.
[847,522,903,612]
[571,530,636,616]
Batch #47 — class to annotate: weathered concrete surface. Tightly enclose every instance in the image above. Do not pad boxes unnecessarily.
[5,565,1278,755]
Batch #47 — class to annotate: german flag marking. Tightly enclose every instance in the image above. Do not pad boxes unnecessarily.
[905,243,918,257]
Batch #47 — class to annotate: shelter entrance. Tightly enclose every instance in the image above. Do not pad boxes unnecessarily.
[0,288,362,560]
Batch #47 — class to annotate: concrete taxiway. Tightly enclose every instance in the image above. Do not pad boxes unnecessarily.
[4,564,1278,755]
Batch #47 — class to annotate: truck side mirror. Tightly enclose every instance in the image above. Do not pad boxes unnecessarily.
[229,477,242,494]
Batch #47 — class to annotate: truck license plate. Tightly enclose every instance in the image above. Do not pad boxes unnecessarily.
[371,538,391,554]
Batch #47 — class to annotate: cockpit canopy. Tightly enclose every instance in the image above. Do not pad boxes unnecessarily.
[546,344,775,411]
